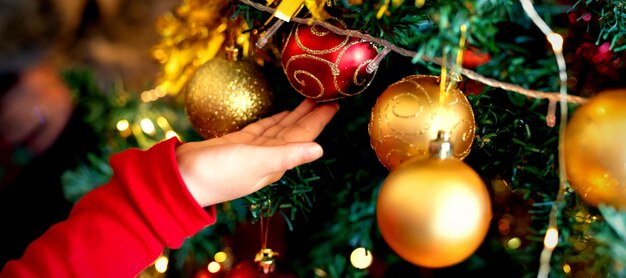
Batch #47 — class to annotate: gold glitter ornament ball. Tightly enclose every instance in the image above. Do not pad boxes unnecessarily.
[564,89,626,209]
[368,75,476,170]
[376,156,492,268]
[185,55,273,139]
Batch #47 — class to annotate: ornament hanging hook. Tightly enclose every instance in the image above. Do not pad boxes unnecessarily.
[429,130,453,159]
[256,0,306,49]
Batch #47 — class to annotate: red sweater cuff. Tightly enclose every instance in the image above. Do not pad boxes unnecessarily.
[110,137,217,248]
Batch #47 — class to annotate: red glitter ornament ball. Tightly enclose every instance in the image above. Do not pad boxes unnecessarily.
[281,19,379,102]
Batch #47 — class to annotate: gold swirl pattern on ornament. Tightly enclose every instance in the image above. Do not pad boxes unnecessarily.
[369,105,429,167]
[284,54,338,99]
[380,92,432,161]
[378,135,429,169]
[391,81,431,119]
[384,146,428,165]
[375,92,432,139]
[333,41,377,96]
[369,75,476,167]
[293,70,325,98]
[432,84,474,157]
[459,94,476,142]
[309,17,346,36]
[281,24,296,54]
[284,53,340,75]
[367,113,379,142]
[353,59,374,86]
[453,114,475,157]
[294,24,348,55]
[391,77,473,138]
[309,24,331,36]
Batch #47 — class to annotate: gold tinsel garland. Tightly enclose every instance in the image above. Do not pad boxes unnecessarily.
[150,0,238,100]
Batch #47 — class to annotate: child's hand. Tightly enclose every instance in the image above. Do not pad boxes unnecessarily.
[176,99,339,207]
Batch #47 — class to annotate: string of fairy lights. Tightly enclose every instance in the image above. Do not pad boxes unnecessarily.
[239,0,588,105]
[519,1,570,277]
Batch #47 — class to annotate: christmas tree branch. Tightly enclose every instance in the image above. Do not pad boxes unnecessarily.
[238,0,588,104]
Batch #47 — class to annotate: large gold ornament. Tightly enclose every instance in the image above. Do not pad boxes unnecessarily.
[565,89,626,209]
[185,55,273,139]
[376,150,492,268]
[368,75,476,170]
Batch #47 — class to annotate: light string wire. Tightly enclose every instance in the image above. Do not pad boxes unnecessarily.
[519,0,570,277]
[238,0,588,104]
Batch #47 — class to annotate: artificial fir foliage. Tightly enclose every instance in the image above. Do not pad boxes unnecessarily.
[57,0,626,277]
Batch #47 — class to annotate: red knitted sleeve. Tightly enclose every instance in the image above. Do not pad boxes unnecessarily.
[1,138,216,277]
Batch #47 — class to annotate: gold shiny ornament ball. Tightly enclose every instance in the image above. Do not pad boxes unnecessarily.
[185,56,273,139]
[564,89,626,210]
[376,156,492,268]
[368,75,475,170]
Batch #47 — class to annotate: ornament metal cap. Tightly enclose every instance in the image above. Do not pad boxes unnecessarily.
[429,130,453,159]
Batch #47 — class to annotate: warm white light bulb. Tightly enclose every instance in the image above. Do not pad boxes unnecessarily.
[116,119,130,131]
[165,130,179,140]
[507,237,522,249]
[140,118,156,135]
[350,247,373,269]
[547,33,564,53]
[154,256,168,273]
[544,227,559,249]
[207,261,221,273]
[156,116,170,129]
[214,251,227,263]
